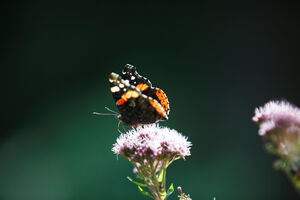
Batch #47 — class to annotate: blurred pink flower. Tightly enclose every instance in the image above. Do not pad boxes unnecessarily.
[253,101,300,192]
[252,100,300,136]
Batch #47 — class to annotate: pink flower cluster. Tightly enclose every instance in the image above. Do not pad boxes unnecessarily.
[112,124,192,161]
[252,100,300,136]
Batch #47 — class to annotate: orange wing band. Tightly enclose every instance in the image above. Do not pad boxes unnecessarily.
[149,99,167,119]
[155,89,169,112]
[116,98,126,106]
[136,83,149,91]
[116,90,140,106]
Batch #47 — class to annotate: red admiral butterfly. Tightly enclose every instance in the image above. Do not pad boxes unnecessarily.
[109,64,170,127]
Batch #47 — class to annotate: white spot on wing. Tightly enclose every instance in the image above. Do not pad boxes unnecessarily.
[123,80,130,85]
[111,86,120,93]
[119,83,124,88]
[131,76,135,80]
[109,78,113,83]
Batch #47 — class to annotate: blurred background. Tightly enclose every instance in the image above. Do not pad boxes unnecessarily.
[2,1,300,200]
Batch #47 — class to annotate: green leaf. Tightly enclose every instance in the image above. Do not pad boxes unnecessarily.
[127,176,147,187]
[166,183,174,198]
[138,186,155,199]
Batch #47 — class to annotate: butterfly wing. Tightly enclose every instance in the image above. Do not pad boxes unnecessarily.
[121,64,170,116]
[109,72,166,127]
[121,64,152,87]
[142,87,170,116]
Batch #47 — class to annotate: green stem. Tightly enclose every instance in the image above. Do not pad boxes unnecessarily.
[130,159,171,200]
[132,162,161,200]
[277,142,300,195]
[152,168,161,197]
[158,160,168,200]
[284,166,300,195]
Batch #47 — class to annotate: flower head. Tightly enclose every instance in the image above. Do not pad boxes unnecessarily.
[112,124,192,200]
[112,124,191,162]
[253,100,300,162]
[252,100,300,136]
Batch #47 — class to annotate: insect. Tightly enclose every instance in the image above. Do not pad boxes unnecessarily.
[108,64,170,127]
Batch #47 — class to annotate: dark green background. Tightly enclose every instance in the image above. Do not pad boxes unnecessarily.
[2,1,300,200]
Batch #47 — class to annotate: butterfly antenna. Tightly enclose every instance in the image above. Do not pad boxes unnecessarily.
[93,107,119,116]
[104,107,119,114]
[93,112,117,116]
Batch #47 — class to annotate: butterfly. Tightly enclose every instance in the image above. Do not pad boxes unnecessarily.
[109,64,170,127]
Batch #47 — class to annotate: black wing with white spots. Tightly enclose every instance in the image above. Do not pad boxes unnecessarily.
[121,64,152,87]
[109,64,169,127]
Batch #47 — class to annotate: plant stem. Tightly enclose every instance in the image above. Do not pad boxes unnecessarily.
[133,162,161,200]
[284,166,300,195]
[157,160,168,200]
